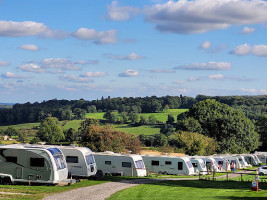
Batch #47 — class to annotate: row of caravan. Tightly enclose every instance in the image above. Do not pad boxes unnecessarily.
[0,144,266,185]
[0,144,97,185]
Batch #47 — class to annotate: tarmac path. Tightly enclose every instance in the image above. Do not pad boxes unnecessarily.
[43,179,162,200]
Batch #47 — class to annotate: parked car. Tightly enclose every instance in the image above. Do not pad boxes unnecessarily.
[258,165,267,176]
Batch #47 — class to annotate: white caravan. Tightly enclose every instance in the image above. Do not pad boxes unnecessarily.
[197,157,222,172]
[254,152,267,163]
[142,155,195,176]
[57,146,97,178]
[223,156,243,169]
[243,155,260,166]
[93,152,146,177]
[190,158,207,174]
[212,157,230,171]
[236,155,251,168]
[0,144,68,185]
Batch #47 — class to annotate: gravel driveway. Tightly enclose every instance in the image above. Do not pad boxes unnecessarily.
[43,179,160,200]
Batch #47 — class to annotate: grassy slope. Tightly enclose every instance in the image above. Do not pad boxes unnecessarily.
[0,109,188,137]
[108,180,267,200]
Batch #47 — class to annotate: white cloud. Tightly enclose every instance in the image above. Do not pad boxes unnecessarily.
[0,60,10,66]
[42,58,81,71]
[18,64,45,73]
[240,88,258,94]
[57,85,78,91]
[107,53,145,60]
[118,69,139,77]
[231,43,251,55]
[75,60,98,65]
[72,28,117,44]
[188,74,253,82]
[106,0,140,21]
[200,41,211,49]
[240,26,255,34]
[175,62,231,70]
[60,75,94,83]
[145,0,267,34]
[80,72,107,77]
[251,45,267,56]
[0,20,67,38]
[232,44,267,56]
[208,74,224,79]
[1,72,30,79]
[20,44,39,51]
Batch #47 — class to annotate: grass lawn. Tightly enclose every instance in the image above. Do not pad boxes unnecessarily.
[0,122,39,131]
[0,179,108,200]
[108,180,267,200]
[114,124,160,136]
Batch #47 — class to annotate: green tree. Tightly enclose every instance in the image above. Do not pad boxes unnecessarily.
[166,114,175,124]
[178,99,260,153]
[17,132,27,143]
[73,108,86,119]
[148,114,157,124]
[256,117,267,150]
[128,112,139,124]
[153,134,168,147]
[4,127,19,137]
[36,117,64,143]
[160,123,174,136]
[139,115,148,125]
[169,131,217,156]
[64,128,79,143]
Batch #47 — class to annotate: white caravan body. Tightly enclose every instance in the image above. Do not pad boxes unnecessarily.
[57,146,97,178]
[243,155,259,166]
[0,144,68,185]
[190,158,207,174]
[252,155,262,164]
[213,157,230,171]
[236,155,251,168]
[142,155,195,176]
[254,152,267,163]
[197,157,221,172]
[93,152,146,177]
[223,156,243,169]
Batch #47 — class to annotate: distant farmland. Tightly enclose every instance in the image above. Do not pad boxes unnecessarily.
[0,109,188,138]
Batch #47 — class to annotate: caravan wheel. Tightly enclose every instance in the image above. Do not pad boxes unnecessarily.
[2,177,12,185]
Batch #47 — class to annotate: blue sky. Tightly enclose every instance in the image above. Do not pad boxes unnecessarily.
[1,0,267,103]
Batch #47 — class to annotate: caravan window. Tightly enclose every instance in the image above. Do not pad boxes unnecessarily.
[192,163,198,167]
[186,161,193,168]
[66,156,79,163]
[135,160,144,169]
[30,158,44,167]
[201,163,206,169]
[105,161,111,165]
[47,148,66,170]
[218,161,223,165]
[122,162,132,168]
[85,154,95,165]
[178,162,183,170]
[165,161,172,165]
[6,156,17,163]
[151,160,159,166]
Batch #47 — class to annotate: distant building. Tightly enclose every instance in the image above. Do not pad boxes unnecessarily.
[2,135,13,141]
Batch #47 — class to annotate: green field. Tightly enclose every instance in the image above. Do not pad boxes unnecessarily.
[108,180,267,200]
[114,124,161,136]
[0,109,188,138]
